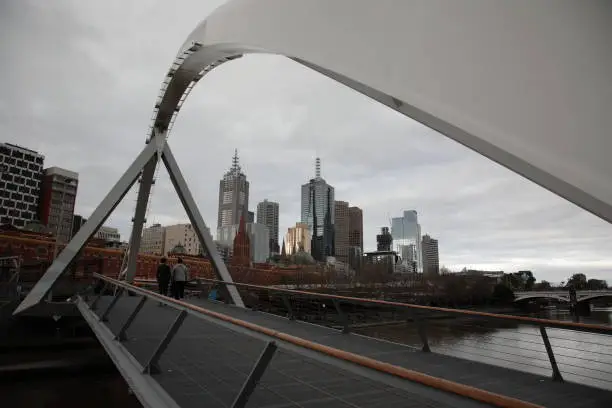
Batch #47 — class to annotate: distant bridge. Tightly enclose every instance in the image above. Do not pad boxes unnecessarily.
[514,290,612,304]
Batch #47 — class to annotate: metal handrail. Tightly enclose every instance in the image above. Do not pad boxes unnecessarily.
[89,273,543,408]
[173,276,612,336]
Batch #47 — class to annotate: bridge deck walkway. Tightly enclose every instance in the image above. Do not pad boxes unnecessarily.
[94,295,612,408]
[93,295,490,408]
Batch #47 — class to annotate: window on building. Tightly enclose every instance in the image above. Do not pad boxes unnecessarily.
[222,191,232,204]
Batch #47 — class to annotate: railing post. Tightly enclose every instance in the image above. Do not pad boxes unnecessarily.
[332,299,350,334]
[100,288,124,322]
[412,311,431,352]
[281,294,294,320]
[90,280,107,311]
[539,326,563,382]
[143,309,188,374]
[115,296,147,341]
[231,341,277,408]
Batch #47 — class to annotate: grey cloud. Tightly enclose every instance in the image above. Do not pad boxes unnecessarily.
[1,1,611,284]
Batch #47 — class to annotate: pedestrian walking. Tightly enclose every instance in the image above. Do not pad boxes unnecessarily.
[171,257,189,299]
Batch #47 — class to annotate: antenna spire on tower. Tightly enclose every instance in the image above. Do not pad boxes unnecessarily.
[231,148,241,174]
[315,157,321,178]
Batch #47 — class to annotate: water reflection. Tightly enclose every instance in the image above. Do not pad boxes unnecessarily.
[356,307,612,390]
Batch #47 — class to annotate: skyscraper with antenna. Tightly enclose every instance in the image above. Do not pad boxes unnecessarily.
[301,157,335,261]
[217,148,250,232]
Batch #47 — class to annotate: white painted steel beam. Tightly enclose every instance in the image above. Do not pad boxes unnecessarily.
[164,0,612,222]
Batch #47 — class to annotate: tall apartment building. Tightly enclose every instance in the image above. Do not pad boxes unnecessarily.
[285,222,311,255]
[334,201,350,263]
[391,210,422,272]
[247,210,255,224]
[94,226,121,242]
[140,223,165,255]
[422,234,440,276]
[301,158,334,261]
[39,167,78,243]
[217,149,249,232]
[256,199,279,253]
[348,206,363,253]
[0,143,44,227]
[164,223,208,256]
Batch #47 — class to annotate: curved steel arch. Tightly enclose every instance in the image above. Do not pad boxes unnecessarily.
[156,0,612,222]
[15,0,612,314]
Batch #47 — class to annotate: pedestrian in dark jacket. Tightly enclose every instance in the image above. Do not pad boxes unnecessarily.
[156,257,171,298]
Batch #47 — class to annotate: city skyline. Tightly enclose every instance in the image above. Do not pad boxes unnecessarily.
[2,1,611,282]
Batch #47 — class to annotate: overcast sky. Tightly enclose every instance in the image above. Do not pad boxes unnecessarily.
[1,0,611,283]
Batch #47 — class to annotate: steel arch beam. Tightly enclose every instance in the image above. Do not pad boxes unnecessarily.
[163,0,611,223]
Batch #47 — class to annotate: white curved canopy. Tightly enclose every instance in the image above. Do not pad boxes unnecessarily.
[155,0,612,223]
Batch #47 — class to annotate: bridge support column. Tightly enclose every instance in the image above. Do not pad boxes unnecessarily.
[13,136,246,315]
[122,129,164,284]
[539,326,563,382]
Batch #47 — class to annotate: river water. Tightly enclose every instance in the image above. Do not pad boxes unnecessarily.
[356,307,612,390]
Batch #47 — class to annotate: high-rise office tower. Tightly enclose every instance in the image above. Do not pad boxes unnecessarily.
[391,210,422,272]
[348,206,363,253]
[0,143,44,227]
[217,149,249,233]
[301,158,334,261]
[334,200,349,263]
[422,234,440,276]
[39,167,78,244]
[256,199,279,253]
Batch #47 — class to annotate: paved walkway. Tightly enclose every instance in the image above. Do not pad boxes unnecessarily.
[92,295,612,407]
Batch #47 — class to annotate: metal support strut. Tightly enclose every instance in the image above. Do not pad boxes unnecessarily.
[333,299,350,334]
[90,281,107,311]
[100,288,124,322]
[281,294,294,320]
[144,310,188,374]
[413,312,431,352]
[116,296,147,341]
[540,326,563,382]
[231,341,278,408]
